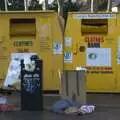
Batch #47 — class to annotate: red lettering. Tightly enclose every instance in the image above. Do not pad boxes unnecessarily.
[101,37,104,42]
[84,36,104,43]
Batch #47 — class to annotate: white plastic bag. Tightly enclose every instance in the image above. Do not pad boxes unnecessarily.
[79,105,95,114]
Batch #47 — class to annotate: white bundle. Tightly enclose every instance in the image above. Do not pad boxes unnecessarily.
[0,97,7,104]
[79,105,95,114]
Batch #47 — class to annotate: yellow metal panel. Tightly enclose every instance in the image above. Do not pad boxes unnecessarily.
[116,13,120,92]
[64,12,118,92]
[0,12,63,91]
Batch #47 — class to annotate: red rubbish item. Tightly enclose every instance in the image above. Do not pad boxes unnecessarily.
[0,104,16,111]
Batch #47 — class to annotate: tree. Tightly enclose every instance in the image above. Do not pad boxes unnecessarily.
[28,0,42,10]
[0,0,117,13]
[0,0,5,10]
[7,0,24,10]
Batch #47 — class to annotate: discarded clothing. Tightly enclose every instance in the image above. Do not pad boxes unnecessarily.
[51,99,77,113]
[52,99,95,115]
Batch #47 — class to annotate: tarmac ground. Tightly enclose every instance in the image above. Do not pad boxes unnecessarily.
[0,106,120,120]
[1,93,120,120]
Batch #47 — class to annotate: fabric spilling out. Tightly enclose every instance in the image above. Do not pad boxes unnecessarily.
[0,96,18,111]
[51,99,95,115]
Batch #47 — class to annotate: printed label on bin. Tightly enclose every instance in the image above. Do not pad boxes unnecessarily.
[65,37,72,47]
[64,52,72,63]
[73,14,116,19]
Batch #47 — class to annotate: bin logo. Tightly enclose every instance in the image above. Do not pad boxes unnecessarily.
[53,42,62,54]
[88,53,97,60]
[54,43,60,50]
[64,52,72,63]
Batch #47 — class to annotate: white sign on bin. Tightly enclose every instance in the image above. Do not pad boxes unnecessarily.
[73,14,116,19]
[86,48,111,66]
[65,37,72,47]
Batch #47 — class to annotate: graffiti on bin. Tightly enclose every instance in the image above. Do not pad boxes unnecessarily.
[23,73,40,94]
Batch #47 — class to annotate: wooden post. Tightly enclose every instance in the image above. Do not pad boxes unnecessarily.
[24,0,27,11]
[107,0,112,12]
[4,0,8,11]
[91,0,94,12]
[57,0,64,17]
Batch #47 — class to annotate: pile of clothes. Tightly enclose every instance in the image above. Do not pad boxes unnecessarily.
[0,96,17,111]
[51,99,95,115]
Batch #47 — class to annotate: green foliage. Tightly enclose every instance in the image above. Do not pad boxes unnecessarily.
[98,1,108,11]
[0,0,5,10]
[0,0,111,21]
[28,0,42,10]
[0,0,42,11]
[48,0,58,11]
[7,0,24,11]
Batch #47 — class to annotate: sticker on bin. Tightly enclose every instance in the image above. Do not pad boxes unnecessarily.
[65,37,72,47]
[53,42,62,55]
[64,52,72,63]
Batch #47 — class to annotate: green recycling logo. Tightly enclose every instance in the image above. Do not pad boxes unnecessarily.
[88,53,97,60]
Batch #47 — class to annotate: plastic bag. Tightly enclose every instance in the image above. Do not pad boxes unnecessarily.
[78,105,95,114]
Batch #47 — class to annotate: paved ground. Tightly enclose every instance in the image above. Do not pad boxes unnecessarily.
[1,93,120,120]
[44,93,120,107]
[0,107,120,120]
